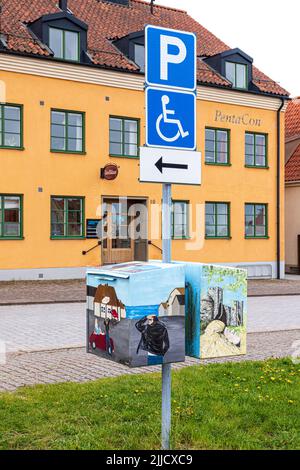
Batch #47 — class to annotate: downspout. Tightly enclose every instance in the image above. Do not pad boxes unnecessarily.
[277,98,285,279]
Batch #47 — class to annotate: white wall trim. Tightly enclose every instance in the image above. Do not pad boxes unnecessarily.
[0,267,88,281]
[0,54,286,111]
[210,261,285,280]
[0,261,285,281]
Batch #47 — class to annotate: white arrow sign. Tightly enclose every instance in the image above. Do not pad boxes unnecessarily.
[139,147,201,185]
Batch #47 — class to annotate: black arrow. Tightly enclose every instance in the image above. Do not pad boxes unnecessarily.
[155,157,188,174]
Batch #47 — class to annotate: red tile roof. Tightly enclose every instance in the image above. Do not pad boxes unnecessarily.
[0,0,289,96]
[285,98,300,140]
[286,143,300,182]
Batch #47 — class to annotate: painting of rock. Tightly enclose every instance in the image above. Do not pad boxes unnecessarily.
[87,261,186,368]
[184,263,247,359]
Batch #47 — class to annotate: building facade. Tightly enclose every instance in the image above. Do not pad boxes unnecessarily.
[285,98,300,273]
[0,0,289,280]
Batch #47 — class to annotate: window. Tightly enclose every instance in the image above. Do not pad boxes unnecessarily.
[205,202,230,238]
[245,204,268,238]
[172,201,189,239]
[49,27,79,61]
[205,128,230,165]
[109,117,139,157]
[245,133,267,168]
[0,104,22,149]
[134,44,145,72]
[0,194,23,239]
[225,62,247,89]
[51,197,84,239]
[51,110,85,153]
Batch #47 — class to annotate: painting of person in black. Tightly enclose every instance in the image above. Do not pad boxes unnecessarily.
[135,315,170,356]
[104,318,114,356]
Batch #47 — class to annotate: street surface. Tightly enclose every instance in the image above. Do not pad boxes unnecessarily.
[0,296,299,391]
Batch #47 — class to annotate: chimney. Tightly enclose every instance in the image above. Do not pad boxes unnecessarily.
[59,0,68,11]
[150,0,155,14]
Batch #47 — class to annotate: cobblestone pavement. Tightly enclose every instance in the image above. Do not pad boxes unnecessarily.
[0,279,85,305]
[1,296,300,354]
[1,277,300,305]
[0,330,299,392]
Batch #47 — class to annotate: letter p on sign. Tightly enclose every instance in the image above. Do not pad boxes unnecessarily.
[146,25,197,92]
[160,35,187,81]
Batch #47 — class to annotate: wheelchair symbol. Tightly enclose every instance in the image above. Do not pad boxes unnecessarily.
[156,95,189,143]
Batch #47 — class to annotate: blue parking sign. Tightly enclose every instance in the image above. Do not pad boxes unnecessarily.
[146,87,196,150]
[146,25,196,91]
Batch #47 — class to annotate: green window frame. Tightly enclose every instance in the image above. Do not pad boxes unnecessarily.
[225,61,248,90]
[0,194,23,239]
[51,109,85,154]
[49,27,80,62]
[245,132,268,168]
[51,196,85,239]
[205,202,230,239]
[109,116,140,158]
[0,104,23,149]
[245,203,268,239]
[172,200,189,239]
[205,128,230,165]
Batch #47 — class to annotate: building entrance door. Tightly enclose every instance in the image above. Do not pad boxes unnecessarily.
[102,200,134,264]
[102,198,150,265]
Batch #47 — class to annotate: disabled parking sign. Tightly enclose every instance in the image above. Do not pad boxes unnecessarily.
[146,87,196,150]
[141,24,201,184]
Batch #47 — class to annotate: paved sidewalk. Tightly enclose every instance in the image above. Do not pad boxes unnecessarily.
[0,303,86,353]
[0,330,298,392]
[247,296,300,333]
[2,277,300,305]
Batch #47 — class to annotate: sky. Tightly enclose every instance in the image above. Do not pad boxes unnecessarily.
[155,0,299,97]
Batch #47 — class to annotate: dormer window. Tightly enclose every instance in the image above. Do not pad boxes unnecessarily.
[49,27,79,62]
[134,44,145,72]
[28,2,89,65]
[113,30,145,73]
[204,48,253,92]
[225,62,247,90]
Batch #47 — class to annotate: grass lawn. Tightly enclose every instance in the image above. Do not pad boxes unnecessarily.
[0,358,299,450]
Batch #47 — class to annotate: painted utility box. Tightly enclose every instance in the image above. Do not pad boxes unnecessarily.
[87,261,186,368]
[184,263,247,359]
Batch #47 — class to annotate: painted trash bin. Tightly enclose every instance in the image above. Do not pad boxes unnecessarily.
[86,261,186,368]
[183,263,247,359]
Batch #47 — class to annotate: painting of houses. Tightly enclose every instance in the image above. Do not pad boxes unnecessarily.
[94,284,126,322]
[158,288,185,316]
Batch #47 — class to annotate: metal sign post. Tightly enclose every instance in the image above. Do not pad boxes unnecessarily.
[142,24,199,450]
[162,183,172,449]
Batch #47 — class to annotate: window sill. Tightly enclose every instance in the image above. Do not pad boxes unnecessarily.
[51,57,81,65]
[109,154,139,159]
[205,162,232,167]
[51,237,86,240]
[172,237,191,240]
[205,236,232,240]
[51,150,86,155]
[245,236,269,240]
[0,237,24,240]
[245,165,269,170]
[0,146,25,151]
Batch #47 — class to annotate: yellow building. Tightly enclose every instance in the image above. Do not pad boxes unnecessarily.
[0,0,289,280]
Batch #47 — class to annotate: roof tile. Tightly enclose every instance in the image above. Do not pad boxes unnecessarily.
[0,0,289,96]
[285,98,300,140]
[286,142,300,182]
